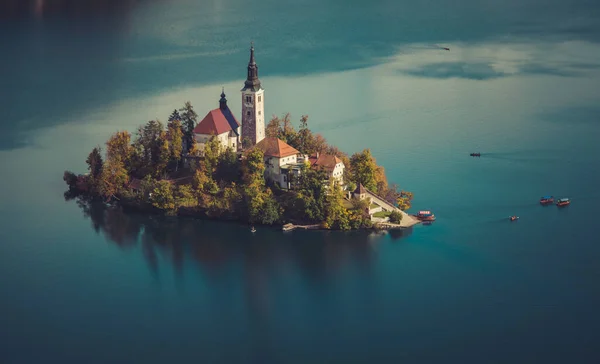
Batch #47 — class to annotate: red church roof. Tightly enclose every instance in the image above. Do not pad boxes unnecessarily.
[193,108,240,136]
[254,137,299,158]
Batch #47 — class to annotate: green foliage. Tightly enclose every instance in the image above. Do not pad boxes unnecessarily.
[179,101,198,151]
[349,149,378,192]
[168,109,181,123]
[63,170,78,189]
[86,147,103,179]
[215,147,240,183]
[242,148,266,186]
[203,136,222,174]
[389,210,403,223]
[323,182,351,230]
[175,185,196,207]
[167,119,183,168]
[150,180,176,211]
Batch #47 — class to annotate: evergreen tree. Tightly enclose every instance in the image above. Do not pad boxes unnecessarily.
[179,101,198,152]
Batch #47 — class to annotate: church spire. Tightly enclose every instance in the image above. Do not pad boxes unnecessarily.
[219,87,227,110]
[243,42,261,91]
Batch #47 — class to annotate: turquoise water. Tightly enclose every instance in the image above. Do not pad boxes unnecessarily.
[1,0,600,362]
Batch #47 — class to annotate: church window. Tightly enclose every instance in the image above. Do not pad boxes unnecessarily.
[247,110,251,116]
[258,111,261,115]
[246,96,252,103]
[258,96,262,102]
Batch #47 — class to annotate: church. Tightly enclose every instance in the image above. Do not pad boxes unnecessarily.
[193,43,265,151]
[192,44,345,189]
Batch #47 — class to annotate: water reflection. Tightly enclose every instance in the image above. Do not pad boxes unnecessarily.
[69,197,403,314]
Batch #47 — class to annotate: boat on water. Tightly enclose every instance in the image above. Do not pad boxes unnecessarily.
[470,153,481,157]
[509,216,519,222]
[556,198,570,207]
[415,210,436,221]
[540,195,554,205]
[251,226,256,233]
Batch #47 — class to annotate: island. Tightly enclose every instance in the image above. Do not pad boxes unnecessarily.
[63,45,418,231]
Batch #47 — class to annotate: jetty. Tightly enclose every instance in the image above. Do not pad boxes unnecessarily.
[282,223,320,232]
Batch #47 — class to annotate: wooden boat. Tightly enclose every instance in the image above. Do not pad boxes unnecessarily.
[556,198,570,207]
[415,210,436,221]
[509,216,519,222]
[470,153,481,157]
[540,196,554,205]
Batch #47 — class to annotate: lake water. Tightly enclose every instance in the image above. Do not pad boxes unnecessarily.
[1,0,600,363]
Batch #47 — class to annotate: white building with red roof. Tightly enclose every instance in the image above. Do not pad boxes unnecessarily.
[308,153,345,184]
[193,89,241,153]
[253,137,303,189]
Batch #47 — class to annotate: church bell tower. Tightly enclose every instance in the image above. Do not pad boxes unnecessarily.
[241,42,265,147]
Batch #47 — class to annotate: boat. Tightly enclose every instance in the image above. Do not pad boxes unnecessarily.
[556,198,570,207]
[509,216,519,222]
[540,195,554,205]
[470,153,481,157]
[282,223,294,232]
[251,226,256,233]
[415,210,436,221]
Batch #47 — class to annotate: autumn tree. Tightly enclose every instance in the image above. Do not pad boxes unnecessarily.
[349,149,378,192]
[150,180,176,212]
[167,118,183,171]
[203,135,222,175]
[99,131,132,200]
[397,190,414,211]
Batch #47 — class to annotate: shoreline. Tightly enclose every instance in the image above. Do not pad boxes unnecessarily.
[69,193,419,233]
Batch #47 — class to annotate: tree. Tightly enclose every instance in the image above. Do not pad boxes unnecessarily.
[155,131,171,177]
[175,185,195,208]
[349,149,378,192]
[86,147,104,180]
[168,109,181,123]
[216,147,240,183]
[105,131,133,171]
[203,135,222,175]
[297,114,314,154]
[179,101,198,152]
[389,210,403,224]
[167,119,183,171]
[85,146,104,192]
[397,190,414,211]
[265,115,280,138]
[323,181,351,230]
[99,159,129,200]
[242,148,266,186]
[150,180,176,211]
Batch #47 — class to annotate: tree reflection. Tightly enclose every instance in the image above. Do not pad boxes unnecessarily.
[68,196,415,323]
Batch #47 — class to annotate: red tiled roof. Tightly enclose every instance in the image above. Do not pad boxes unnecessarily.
[193,108,239,136]
[254,137,299,158]
[309,154,343,172]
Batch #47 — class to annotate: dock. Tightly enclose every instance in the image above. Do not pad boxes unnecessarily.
[282,223,321,232]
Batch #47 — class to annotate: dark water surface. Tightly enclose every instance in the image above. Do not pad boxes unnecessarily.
[1,0,600,363]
